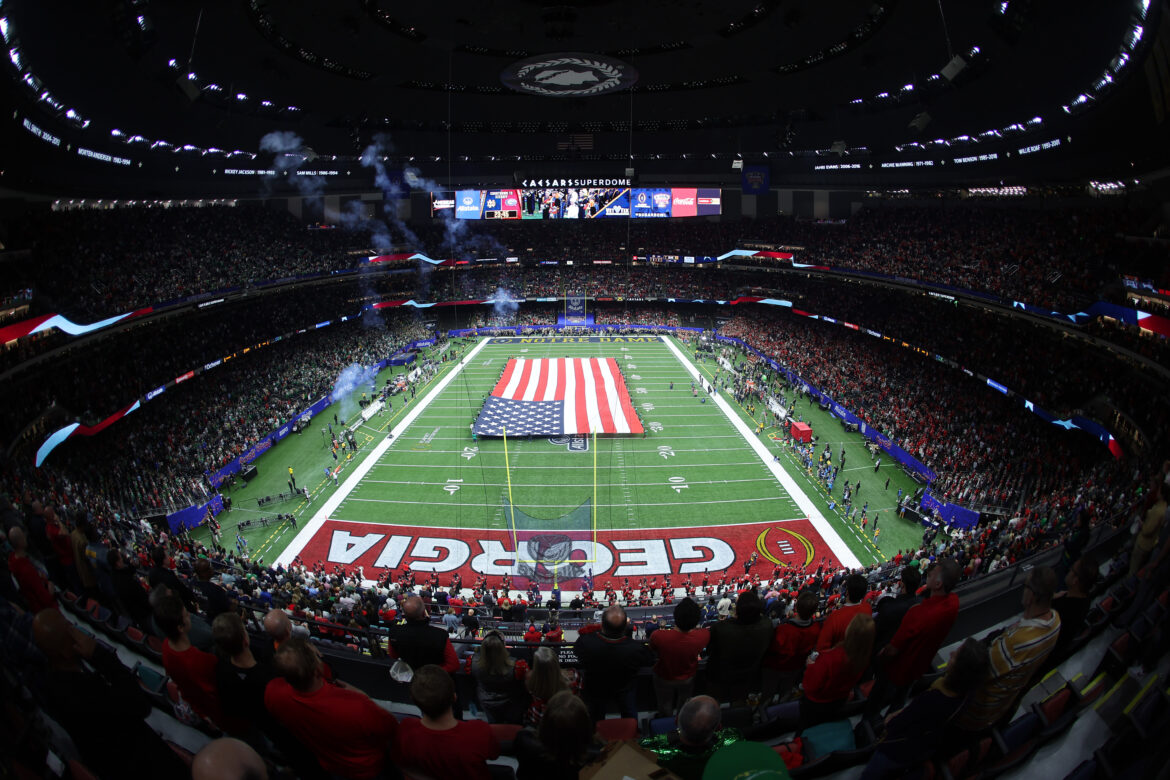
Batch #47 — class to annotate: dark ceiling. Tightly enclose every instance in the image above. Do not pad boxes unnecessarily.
[0,0,1165,193]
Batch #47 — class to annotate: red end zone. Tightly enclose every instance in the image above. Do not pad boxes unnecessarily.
[292,518,842,585]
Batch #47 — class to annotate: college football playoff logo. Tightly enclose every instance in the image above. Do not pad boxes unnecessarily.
[501,53,638,97]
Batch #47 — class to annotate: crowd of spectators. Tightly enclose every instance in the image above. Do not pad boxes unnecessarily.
[2,447,1162,778]
[2,305,431,515]
[716,310,1141,521]
[6,201,1166,319]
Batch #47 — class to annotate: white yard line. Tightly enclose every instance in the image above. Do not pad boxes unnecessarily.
[275,337,494,566]
[660,336,862,568]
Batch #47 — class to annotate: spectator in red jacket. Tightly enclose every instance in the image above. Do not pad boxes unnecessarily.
[817,573,872,651]
[154,592,222,725]
[649,597,711,718]
[760,590,822,707]
[6,527,56,613]
[396,664,501,780]
[264,637,398,780]
[867,559,961,720]
[801,613,875,727]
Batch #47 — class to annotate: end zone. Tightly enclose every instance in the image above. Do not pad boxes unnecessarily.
[292,517,846,589]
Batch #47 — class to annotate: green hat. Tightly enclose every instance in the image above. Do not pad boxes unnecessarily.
[702,741,792,780]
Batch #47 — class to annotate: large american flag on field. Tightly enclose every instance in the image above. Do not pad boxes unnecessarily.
[473,357,643,436]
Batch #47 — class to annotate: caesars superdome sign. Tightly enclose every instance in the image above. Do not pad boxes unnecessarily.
[501,53,638,97]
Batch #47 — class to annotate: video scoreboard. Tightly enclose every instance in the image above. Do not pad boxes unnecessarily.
[430,187,721,220]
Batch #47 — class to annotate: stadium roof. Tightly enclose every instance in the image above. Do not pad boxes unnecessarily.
[1,0,1165,193]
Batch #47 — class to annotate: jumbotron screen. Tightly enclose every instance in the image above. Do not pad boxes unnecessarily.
[430,187,720,219]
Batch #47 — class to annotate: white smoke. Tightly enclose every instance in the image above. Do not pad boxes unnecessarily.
[491,286,520,320]
[330,363,380,420]
[258,131,325,204]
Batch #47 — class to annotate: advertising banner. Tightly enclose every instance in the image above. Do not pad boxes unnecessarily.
[631,188,673,218]
[920,491,980,530]
[166,494,225,533]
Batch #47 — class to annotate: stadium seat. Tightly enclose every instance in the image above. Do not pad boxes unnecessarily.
[134,663,171,712]
[59,590,83,613]
[123,624,147,653]
[595,718,638,742]
[142,634,164,663]
[86,602,112,631]
[1034,685,1080,745]
[721,705,756,731]
[104,613,131,636]
[980,712,1044,778]
[643,715,675,736]
[1077,673,1111,709]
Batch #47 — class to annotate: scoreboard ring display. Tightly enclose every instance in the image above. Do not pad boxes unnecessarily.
[431,187,720,219]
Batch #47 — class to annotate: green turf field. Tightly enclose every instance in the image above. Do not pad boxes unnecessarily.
[336,337,805,532]
[196,335,928,569]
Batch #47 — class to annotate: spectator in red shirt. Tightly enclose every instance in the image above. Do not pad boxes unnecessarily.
[396,664,501,780]
[154,592,222,725]
[524,623,544,644]
[816,573,872,651]
[543,621,565,643]
[264,637,398,780]
[6,527,56,613]
[649,597,710,717]
[801,613,875,727]
[760,590,822,707]
[867,559,961,720]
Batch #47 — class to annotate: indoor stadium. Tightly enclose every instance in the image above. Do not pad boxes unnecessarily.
[1,1,1169,778]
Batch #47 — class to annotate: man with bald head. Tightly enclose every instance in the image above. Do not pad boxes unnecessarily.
[641,695,743,780]
[386,594,459,674]
[573,604,654,720]
[32,608,186,778]
[262,608,295,650]
[7,526,56,612]
[192,738,268,780]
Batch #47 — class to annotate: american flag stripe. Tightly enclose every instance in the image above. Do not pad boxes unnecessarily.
[543,358,560,401]
[582,360,608,432]
[589,358,617,433]
[492,359,518,396]
[483,357,642,435]
[612,358,641,431]
[597,358,629,434]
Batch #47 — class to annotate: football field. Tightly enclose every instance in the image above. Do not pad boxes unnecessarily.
[269,335,877,589]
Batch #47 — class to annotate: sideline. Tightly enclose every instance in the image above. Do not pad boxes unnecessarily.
[660,336,862,569]
[275,337,494,566]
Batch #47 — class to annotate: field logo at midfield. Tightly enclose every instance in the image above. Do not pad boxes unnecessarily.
[548,435,589,452]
